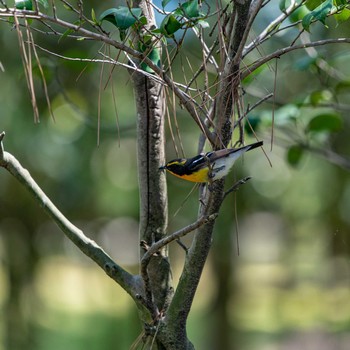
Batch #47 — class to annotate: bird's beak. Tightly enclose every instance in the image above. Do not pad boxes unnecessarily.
[159,165,166,171]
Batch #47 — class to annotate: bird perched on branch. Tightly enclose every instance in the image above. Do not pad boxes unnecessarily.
[159,141,263,183]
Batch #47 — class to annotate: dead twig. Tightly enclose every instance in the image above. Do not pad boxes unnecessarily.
[224,176,252,199]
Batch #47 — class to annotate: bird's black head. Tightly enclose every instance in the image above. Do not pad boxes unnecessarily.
[159,159,187,175]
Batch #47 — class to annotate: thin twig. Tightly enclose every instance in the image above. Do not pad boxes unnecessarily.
[224,176,252,199]
[139,211,218,314]
[141,214,218,267]
[245,92,273,114]
[14,15,39,122]
[243,0,299,56]
[0,7,216,145]
[27,25,55,122]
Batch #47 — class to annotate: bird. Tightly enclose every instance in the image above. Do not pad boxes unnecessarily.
[159,141,263,183]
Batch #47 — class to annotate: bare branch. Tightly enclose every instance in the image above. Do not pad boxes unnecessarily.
[245,92,273,113]
[139,213,217,320]
[166,180,225,341]
[0,8,156,70]
[306,144,350,172]
[0,7,215,145]
[141,214,218,267]
[224,176,251,198]
[243,0,299,56]
[0,133,145,307]
[242,38,350,80]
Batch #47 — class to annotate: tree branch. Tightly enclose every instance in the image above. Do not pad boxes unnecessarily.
[0,7,215,146]
[243,0,299,56]
[231,0,262,66]
[224,176,251,198]
[242,38,350,80]
[215,0,253,147]
[164,180,225,346]
[0,132,147,311]
[305,144,350,171]
[141,214,218,268]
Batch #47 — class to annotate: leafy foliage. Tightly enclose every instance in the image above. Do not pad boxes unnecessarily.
[181,0,200,18]
[299,0,350,31]
[287,145,305,167]
[15,0,48,10]
[307,113,343,132]
[99,6,144,40]
[302,0,333,31]
[99,1,209,72]
[99,7,142,30]
[159,14,182,37]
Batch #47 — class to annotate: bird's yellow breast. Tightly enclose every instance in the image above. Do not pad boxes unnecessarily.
[167,167,209,183]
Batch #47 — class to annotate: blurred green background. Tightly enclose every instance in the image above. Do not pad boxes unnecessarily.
[1,1,350,349]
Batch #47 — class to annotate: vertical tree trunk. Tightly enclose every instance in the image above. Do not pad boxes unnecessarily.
[132,0,173,329]
[133,75,173,312]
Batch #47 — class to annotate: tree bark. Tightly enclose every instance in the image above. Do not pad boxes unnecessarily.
[132,0,174,339]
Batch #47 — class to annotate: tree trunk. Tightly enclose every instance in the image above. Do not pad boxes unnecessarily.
[131,1,174,346]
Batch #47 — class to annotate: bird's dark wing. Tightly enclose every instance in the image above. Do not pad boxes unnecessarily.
[207,141,264,162]
[184,154,208,174]
[207,149,232,162]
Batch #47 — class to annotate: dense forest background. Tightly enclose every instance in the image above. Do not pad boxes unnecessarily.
[1,0,350,349]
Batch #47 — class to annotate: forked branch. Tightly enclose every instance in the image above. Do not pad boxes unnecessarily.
[0,6,215,145]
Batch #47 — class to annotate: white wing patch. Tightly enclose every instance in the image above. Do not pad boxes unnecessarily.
[210,149,247,180]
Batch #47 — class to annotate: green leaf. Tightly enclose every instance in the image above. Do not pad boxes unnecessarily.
[305,0,324,11]
[139,16,148,26]
[99,8,119,27]
[115,7,142,29]
[59,28,75,43]
[309,90,332,106]
[91,8,98,24]
[15,0,33,10]
[181,0,200,18]
[160,14,182,37]
[15,0,48,9]
[289,6,310,23]
[307,113,343,132]
[334,0,348,5]
[99,7,142,30]
[119,29,127,41]
[173,8,185,17]
[197,19,209,28]
[279,0,287,12]
[287,145,304,167]
[302,0,332,31]
[275,104,300,125]
[58,19,82,43]
[140,47,161,74]
[335,80,350,93]
[334,8,350,24]
[142,34,153,45]
[162,0,172,8]
[244,115,261,135]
